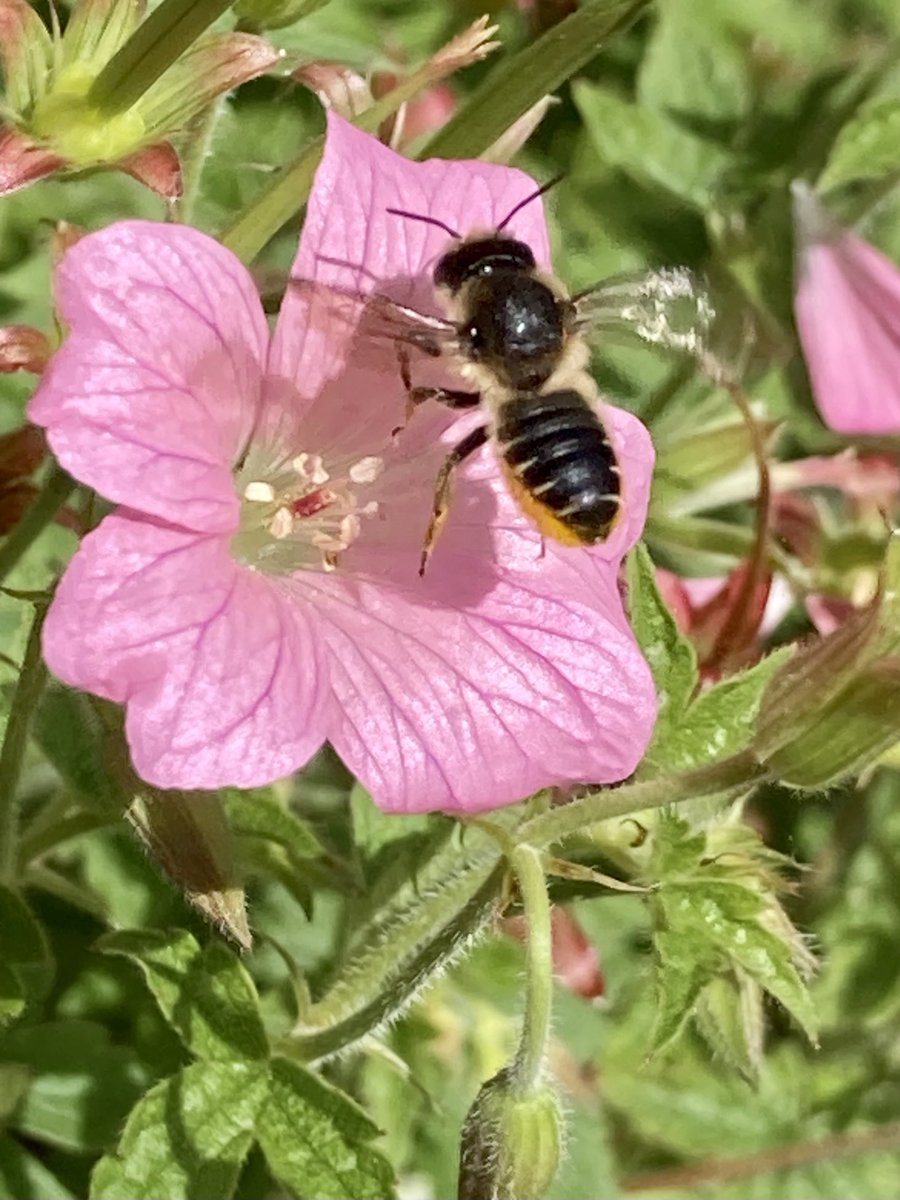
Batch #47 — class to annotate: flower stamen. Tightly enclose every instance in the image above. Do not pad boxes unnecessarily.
[233,448,384,575]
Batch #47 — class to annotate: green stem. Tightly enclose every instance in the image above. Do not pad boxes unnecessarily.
[89,0,235,114]
[423,0,651,159]
[18,809,114,868]
[0,604,49,883]
[287,857,503,1061]
[520,750,766,848]
[0,465,75,587]
[220,39,493,261]
[510,845,552,1090]
[175,96,225,224]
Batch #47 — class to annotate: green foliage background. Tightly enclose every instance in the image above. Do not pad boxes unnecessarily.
[3,0,900,1197]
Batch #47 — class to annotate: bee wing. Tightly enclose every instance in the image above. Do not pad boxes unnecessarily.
[286,277,459,359]
[571,267,748,381]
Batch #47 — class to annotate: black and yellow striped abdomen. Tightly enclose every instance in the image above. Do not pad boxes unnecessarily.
[495,390,621,545]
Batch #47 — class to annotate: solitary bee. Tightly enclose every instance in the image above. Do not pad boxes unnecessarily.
[292,183,719,575]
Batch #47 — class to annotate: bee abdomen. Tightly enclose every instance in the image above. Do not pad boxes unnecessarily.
[497,390,621,543]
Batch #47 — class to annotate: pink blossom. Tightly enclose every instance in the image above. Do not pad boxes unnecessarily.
[793,182,900,434]
[29,114,655,813]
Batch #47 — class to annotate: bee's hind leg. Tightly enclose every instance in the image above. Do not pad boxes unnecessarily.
[419,424,489,577]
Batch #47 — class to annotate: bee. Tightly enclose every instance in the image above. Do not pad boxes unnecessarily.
[291,182,720,575]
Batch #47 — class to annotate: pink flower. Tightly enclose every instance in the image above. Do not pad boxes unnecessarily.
[504,907,605,1001]
[29,114,655,813]
[793,182,900,434]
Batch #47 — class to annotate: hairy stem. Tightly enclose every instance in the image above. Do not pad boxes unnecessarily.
[89,0,235,113]
[519,750,766,848]
[510,845,553,1090]
[287,857,503,1060]
[0,604,49,883]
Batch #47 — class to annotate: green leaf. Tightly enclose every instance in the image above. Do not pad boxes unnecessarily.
[0,884,53,1018]
[0,1064,29,1126]
[350,783,430,857]
[694,971,764,1085]
[223,788,325,861]
[659,881,818,1043]
[626,542,698,734]
[639,0,753,124]
[424,0,651,159]
[99,928,268,1061]
[647,648,791,775]
[819,98,900,191]
[258,1058,396,1200]
[0,965,24,1031]
[90,1061,267,1200]
[0,1021,144,1152]
[0,1133,76,1200]
[650,929,710,1054]
[33,685,126,815]
[574,80,731,210]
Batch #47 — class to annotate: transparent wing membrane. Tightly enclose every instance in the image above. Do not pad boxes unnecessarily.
[572,267,751,383]
[286,278,459,358]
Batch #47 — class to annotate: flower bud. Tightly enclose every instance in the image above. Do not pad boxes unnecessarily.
[128,787,251,950]
[0,327,51,375]
[458,1067,562,1200]
[0,0,278,198]
[754,533,900,787]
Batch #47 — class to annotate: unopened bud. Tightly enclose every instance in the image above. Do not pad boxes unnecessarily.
[0,424,46,478]
[128,788,251,950]
[755,533,900,787]
[458,1067,562,1200]
[0,326,51,375]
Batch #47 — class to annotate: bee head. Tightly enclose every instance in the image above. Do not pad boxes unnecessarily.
[385,174,562,295]
[432,234,536,294]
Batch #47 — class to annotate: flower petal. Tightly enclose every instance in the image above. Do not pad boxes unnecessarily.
[304,563,656,814]
[29,222,268,533]
[793,182,900,434]
[43,512,331,789]
[269,110,552,416]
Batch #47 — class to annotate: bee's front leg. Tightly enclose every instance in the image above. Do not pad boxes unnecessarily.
[394,344,480,436]
[419,424,489,577]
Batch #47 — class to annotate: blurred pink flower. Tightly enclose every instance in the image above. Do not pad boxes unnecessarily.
[793,182,900,434]
[503,906,605,1001]
[29,114,656,813]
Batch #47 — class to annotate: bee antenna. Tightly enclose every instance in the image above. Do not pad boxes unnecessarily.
[496,173,565,232]
[385,208,461,240]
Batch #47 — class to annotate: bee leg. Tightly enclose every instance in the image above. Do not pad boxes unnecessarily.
[419,424,489,577]
[394,345,479,436]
